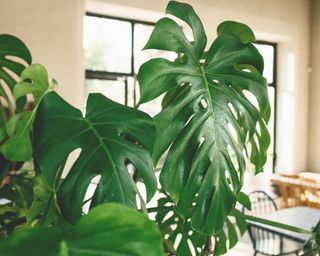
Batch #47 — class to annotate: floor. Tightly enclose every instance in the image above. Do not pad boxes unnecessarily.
[225,232,255,256]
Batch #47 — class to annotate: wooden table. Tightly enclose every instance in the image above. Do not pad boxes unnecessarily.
[271,174,320,208]
[249,206,320,242]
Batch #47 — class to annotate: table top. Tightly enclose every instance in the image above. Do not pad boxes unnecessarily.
[249,206,320,242]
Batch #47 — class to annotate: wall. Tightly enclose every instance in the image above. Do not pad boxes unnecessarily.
[0,0,85,108]
[88,0,311,174]
[308,0,320,172]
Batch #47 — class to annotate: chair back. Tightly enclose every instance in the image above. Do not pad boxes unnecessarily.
[243,191,283,255]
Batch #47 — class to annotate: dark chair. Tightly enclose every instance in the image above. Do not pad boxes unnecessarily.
[243,191,302,256]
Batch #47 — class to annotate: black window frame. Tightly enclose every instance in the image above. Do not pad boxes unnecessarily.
[84,12,156,106]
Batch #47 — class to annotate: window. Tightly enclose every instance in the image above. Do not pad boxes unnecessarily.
[254,42,277,173]
[83,13,175,116]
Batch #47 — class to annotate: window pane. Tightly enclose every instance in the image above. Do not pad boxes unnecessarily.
[85,79,125,104]
[137,90,163,117]
[134,23,176,73]
[263,86,275,174]
[254,43,274,84]
[84,16,132,73]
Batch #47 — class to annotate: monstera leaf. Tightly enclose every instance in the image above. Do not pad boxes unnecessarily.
[155,194,207,256]
[138,1,270,235]
[0,204,164,256]
[1,64,53,161]
[154,192,248,255]
[0,34,31,111]
[34,92,157,223]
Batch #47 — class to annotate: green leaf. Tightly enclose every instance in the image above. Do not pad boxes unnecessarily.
[0,34,31,90]
[154,193,207,256]
[0,34,31,111]
[34,92,157,223]
[0,204,164,256]
[138,1,269,235]
[27,175,61,227]
[0,227,64,256]
[0,64,52,161]
[68,203,164,256]
[217,21,256,44]
[236,191,251,210]
[1,112,33,161]
[303,220,320,255]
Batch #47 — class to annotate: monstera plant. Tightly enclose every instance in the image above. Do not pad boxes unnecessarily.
[0,1,319,255]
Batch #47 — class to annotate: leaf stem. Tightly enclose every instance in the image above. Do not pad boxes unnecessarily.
[239,212,313,235]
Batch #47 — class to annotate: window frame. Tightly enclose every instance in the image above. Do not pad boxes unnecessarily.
[85,12,156,79]
[255,40,277,173]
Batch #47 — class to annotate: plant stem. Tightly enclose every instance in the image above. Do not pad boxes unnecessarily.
[241,213,313,235]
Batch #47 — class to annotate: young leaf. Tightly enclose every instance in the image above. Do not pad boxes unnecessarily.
[34,92,157,223]
[0,64,52,161]
[138,1,270,235]
[217,21,256,44]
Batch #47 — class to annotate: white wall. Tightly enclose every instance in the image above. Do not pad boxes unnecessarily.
[88,0,311,174]
[308,0,320,172]
[0,0,85,108]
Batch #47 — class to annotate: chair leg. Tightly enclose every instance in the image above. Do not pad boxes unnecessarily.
[254,252,258,256]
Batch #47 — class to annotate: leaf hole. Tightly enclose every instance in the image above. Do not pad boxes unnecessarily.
[227,122,238,143]
[227,145,239,171]
[171,223,178,231]
[243,90,259,110]
[162,210,174,223]
[2,66,19,82]
[0,79,15,108]
[174,233,182,250]
[5,55,29,66]
[212,79,219,84]
[228,103,238,120]
[82,174,101,214]
[62,148,82,178]
[199,136,205,146]
[187,239,196,256]
[136,182,147,208]
[126,161,135,177]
